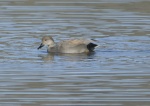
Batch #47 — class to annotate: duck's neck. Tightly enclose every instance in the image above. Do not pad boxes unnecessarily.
[47,42,57,53]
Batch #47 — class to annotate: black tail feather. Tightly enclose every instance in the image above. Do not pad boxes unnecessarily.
[87,43,98,52]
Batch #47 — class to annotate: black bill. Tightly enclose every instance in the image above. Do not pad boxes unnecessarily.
[37,43,44,49]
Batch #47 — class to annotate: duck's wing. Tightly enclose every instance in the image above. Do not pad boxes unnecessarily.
[58,39,89,47]
[57,39,97,53]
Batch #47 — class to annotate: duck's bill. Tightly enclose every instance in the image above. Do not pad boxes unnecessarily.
[37,43,44,49]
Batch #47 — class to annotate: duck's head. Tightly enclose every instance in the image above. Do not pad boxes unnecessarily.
[38,36,55,49]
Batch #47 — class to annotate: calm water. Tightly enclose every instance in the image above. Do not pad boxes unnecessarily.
[0,0,150,106]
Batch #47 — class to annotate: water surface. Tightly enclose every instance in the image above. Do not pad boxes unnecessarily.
[0,0,150,106]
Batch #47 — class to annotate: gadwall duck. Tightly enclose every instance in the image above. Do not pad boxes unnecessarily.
[38,36,98,53]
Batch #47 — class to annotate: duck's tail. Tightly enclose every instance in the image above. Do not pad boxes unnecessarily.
[87,43,98,52]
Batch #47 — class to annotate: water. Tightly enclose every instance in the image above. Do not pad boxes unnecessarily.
[0,0,150,106]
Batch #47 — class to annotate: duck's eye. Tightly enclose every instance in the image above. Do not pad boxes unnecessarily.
[45,39,47,41]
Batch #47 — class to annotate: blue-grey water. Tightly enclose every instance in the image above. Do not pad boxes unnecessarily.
[0,0,150,106]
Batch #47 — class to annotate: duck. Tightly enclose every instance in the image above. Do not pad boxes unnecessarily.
[38,36,98,53]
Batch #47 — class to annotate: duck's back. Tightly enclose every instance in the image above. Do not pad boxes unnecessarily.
[56,39,96,53]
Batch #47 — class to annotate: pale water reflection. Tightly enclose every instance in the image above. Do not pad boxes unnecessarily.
[0,0,150,106]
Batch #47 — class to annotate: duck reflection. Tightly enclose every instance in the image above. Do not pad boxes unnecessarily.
[38,52,96,62]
